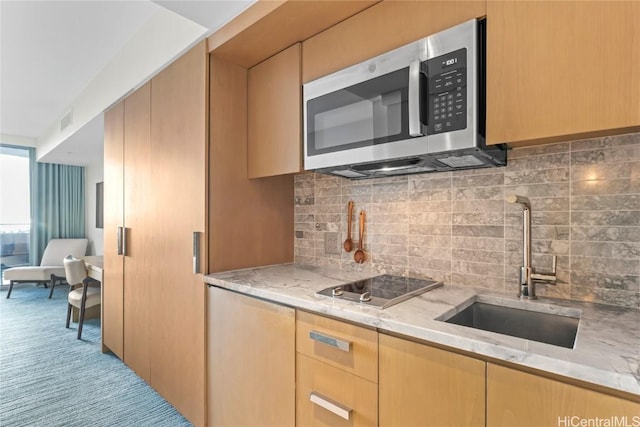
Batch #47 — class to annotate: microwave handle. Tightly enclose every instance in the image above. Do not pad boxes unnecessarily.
[408,60,423,137]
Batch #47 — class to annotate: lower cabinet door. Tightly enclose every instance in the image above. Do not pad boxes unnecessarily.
[379,333,486,426]
[297,354,378,427]
[208,286,295,426]
[487,363,640,427]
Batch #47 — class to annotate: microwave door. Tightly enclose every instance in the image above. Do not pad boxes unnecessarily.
[305,67,414,170]
[303,36,430,172]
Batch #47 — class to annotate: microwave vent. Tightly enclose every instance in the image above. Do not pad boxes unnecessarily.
[331,169,367,178]
[436,154,486,168]
[383,165,436,176]
[352,157,422,173]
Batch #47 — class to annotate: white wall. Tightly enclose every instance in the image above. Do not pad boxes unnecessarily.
[37,7,207,162]
[84,158,104,255]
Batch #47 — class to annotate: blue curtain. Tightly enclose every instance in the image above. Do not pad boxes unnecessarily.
[30,160,85,265]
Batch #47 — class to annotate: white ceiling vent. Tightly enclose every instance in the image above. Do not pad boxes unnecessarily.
[60,109,73,132]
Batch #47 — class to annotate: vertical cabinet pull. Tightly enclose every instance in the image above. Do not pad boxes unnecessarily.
[309,330,351,352]
[193,231,201,274]
[122,227,127,256]
[309,392,352,421]
[117,227,126,256]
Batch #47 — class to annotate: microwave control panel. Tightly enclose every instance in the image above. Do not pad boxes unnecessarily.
[426,48,467,135]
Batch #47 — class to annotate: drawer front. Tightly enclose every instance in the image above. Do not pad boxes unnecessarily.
[296,310,378,382]
[297,354,378,427]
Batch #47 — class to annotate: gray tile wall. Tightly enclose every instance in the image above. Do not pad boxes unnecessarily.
[294,132,640,308]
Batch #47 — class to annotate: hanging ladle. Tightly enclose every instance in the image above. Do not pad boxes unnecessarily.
[354,210,366,264]
[343,201,354,252]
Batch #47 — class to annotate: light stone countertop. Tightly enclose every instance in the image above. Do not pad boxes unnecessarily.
[203,263,640,397]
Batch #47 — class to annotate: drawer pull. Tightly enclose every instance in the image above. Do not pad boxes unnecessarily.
[309,330,351,352]
[309,392,352,421]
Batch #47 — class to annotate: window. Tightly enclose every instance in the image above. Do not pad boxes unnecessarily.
[0,145,31,277]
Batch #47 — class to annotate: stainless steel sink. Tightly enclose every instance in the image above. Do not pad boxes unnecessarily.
[437,297,581,349]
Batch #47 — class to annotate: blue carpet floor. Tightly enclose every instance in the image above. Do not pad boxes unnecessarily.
[0,284,191,427]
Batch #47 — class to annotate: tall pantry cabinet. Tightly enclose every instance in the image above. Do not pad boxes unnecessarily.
[103,41,207,426]
[103,97,125,360]
[103,81,154,381]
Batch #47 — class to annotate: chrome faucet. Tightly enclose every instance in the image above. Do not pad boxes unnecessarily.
[506,194,557,300]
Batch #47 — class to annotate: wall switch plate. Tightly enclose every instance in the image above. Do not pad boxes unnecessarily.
[324,232,341,254]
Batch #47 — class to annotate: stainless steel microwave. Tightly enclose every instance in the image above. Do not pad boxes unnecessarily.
[303,18,506,179]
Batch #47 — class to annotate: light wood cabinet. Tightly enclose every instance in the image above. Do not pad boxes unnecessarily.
[296,311,378,427]
[487,1,640,146]
[302,1,486,83]
[122,81,152,382]
[102,100,124,359]
[148,41,208,427]
[205,297,638,426]
[103,82,154,377]
[487,363,640,426]
[103,41,208,426]
[208,55,293,273]
[297,354,378,427]
[105,42,296,426]
[296,310,378,383]
[247,43,301,178]
[379,333,486,427]
[208,286,295,426]
[208,1,378,68]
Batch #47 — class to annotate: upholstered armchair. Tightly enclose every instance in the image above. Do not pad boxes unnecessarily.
[3,238,88,298]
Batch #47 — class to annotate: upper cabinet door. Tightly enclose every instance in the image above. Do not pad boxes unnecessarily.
[487,1,640,146]
[302,1,486,83]
[248,43,302,178]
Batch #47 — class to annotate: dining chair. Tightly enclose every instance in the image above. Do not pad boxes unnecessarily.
[63,256,101,340]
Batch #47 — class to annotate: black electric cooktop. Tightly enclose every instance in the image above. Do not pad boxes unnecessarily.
[316,274,443,309]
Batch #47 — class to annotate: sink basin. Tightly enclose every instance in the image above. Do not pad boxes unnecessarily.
[438,297,581,349]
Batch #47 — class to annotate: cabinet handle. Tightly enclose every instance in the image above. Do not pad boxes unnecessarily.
[193,231,201,274]
[122,227,128,256]
[408,60,423,137]
[117,227,127,256]
[309,392,351,421]
[309,330,351,352]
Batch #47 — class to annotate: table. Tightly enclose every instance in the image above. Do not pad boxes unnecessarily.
[82,256,108,352]
[83,256,103,281]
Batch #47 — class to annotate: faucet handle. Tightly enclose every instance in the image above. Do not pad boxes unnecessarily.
[530,255,558,285]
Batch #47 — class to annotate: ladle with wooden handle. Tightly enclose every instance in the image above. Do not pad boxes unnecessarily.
[343,201,354,252]
[354,210,365,264]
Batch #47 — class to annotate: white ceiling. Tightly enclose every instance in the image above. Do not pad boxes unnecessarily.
[0,0,254,166]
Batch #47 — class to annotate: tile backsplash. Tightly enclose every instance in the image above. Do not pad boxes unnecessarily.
[294,132,640,308]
